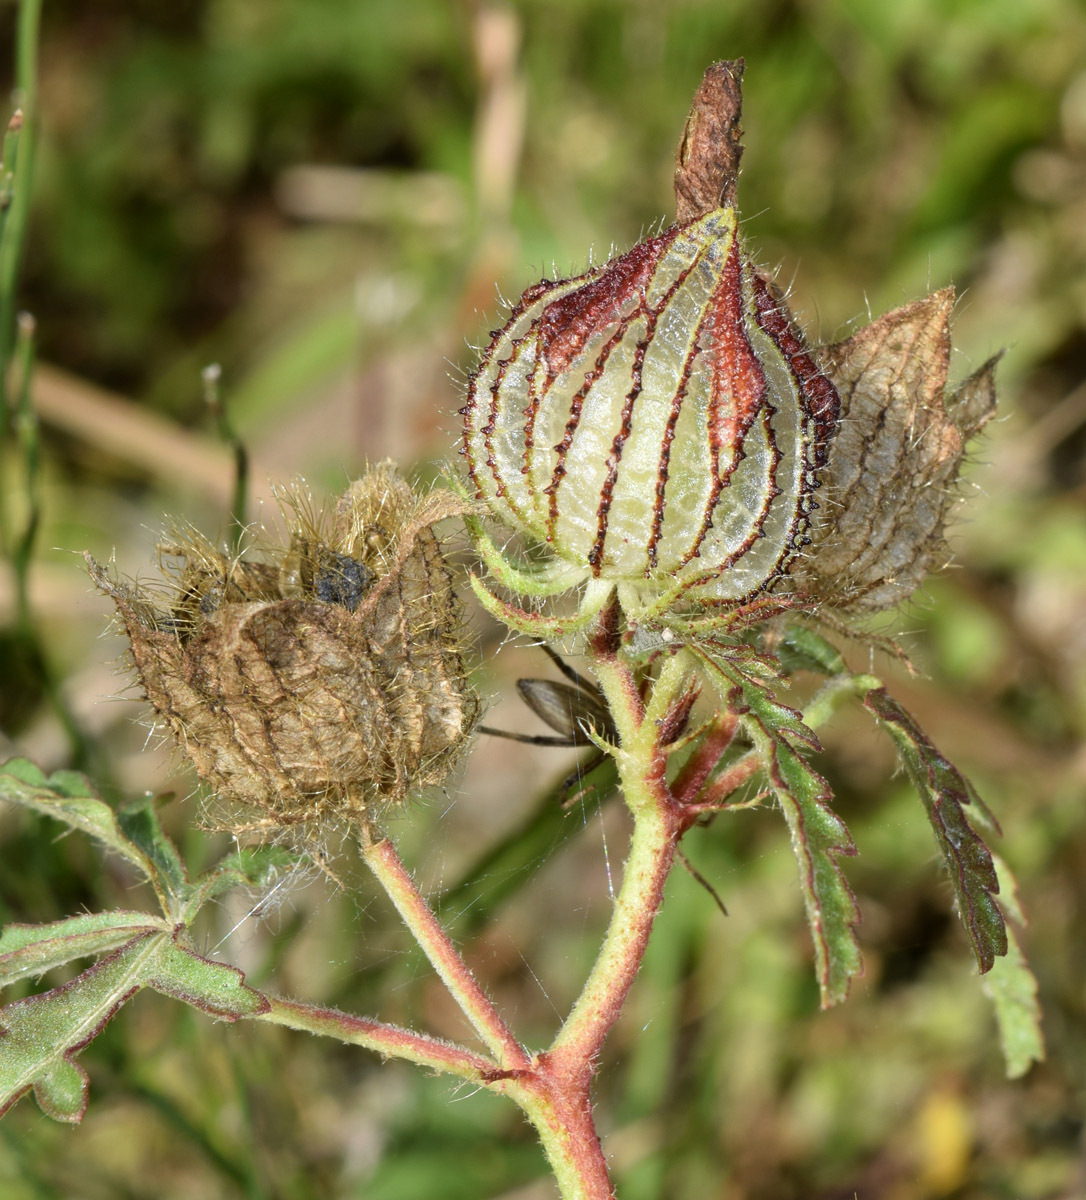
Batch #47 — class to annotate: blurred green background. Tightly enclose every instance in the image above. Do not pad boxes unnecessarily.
[1,0,1084,1197]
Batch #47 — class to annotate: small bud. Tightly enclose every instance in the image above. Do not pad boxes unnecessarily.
[674,59,745,219]
[87,466,480,837]
[201,362,222,406]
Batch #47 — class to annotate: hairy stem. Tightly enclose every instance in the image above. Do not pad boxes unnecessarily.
[355,824,617,1194]
[358,827,528,1070]
[257,995,498,1081]
[506,1072,616,1200]
[553,799,679,1065]
[551,641,687,1065]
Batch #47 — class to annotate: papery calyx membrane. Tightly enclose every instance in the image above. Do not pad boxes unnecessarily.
[462,206,839,605]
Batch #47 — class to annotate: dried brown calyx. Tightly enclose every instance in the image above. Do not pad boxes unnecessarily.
[795,290,999,611]
[87,466,480,839]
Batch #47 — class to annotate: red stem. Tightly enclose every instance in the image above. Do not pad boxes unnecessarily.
[686,747,761,813]
[550,801,681,1071]
[508,1063,618,1198]
[363,835,529,1070]
[671,710,739,804]
[260,996,497,1079]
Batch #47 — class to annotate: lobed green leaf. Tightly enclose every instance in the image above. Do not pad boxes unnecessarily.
[0,758,158,883]
[143,937,271,1018]
[0,931,269,1123]
[116,797,189,905]
[981,855,1044,1078]
[0,757,294,927]
[982,924,1044,1079]
[0,912,168,986]
[693,646,862,1007]
[862,685,1007,972]
[774,624,848,677]
[1,932,161,1122]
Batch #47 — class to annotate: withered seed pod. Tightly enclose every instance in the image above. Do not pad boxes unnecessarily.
[798,288,999,611]
[88,466,479,833]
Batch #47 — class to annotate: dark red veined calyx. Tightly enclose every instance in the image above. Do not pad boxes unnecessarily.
[462,206,839,604]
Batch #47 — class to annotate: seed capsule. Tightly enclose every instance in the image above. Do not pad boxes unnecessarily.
[87,467,479,836]
[462,206,839,605]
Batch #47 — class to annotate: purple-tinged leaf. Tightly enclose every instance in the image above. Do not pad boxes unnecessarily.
[0,931,269,1123]
[0,913,167,986]
[693,646,862,1007]
[862,686,1007,972]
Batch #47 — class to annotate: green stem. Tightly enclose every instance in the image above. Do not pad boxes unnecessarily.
[356,812,623,1195]
[270,627,871,1199]
[499,639,693,1197]
[0,0,40,393]
[332,823,618,1194]
[550,643,687,1063]
[11,312,37,628]
[203,363,249,551]
[0,2,93,772]
[551,800,678,1063]
[506,1074,616,1200]
[802,671,875,730]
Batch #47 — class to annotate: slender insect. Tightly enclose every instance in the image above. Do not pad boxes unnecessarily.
[482,646,726,910]
[479,645,616,800]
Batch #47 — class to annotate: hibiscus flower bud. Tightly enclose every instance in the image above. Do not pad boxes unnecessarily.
[460,204,839,606]
[461,60,996,620]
